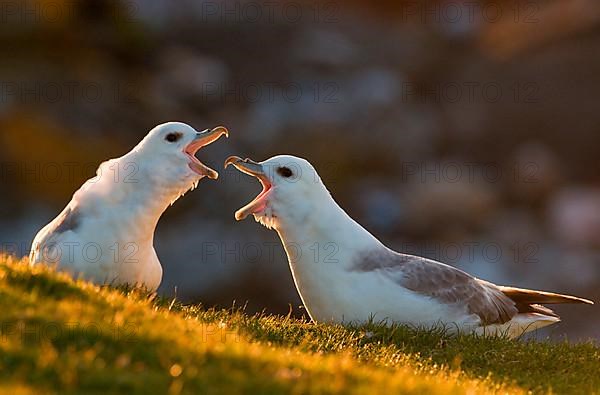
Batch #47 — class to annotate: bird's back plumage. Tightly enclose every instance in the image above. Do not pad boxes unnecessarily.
[351,247,592,332]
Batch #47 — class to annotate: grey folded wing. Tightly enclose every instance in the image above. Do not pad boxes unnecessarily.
[350,248,519,325]
[30,205,82,263]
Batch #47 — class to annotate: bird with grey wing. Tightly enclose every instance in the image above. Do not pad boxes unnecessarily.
[225,155,593,338]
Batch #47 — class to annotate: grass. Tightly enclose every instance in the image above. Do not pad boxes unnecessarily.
[0,254,598,394]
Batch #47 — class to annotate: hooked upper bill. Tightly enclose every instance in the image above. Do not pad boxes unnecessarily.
[224,156,273,220]
[186,126,229,179]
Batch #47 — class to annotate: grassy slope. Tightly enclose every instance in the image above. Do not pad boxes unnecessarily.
[0,255,598,394]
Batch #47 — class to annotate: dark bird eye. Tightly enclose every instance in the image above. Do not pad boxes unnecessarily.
[277,167,293,178]
[165,132,182,143]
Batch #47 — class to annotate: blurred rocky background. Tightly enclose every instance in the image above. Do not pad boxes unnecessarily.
[0,0,599,340]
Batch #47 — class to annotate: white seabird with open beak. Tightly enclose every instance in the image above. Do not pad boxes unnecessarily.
[225,154,593,337]
[30,122,228,291]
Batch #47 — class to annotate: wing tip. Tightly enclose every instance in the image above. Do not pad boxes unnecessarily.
[561,294,594,305]
[580,298,594,305]
[499,286,594,305]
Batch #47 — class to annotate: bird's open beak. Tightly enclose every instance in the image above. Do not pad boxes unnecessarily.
[185,126,229,179]
[224,156,272,220]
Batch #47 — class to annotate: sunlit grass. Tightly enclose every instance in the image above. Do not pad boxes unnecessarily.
[0,254,597,394]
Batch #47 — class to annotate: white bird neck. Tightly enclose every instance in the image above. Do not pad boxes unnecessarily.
[75,152,200,244]
[274,195,383,271]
